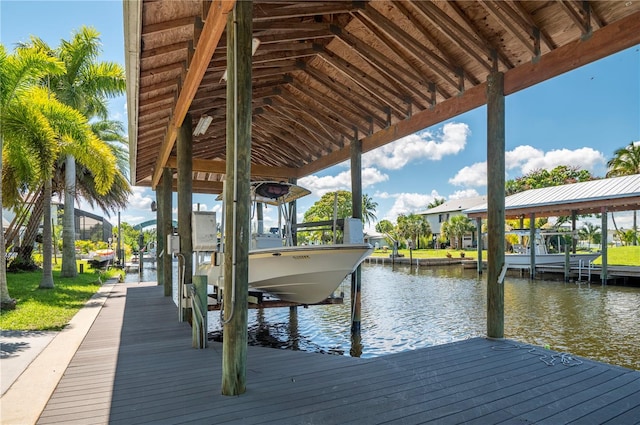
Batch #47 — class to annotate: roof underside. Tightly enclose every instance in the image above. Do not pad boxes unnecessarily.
[465,174,640,218]
[125,1,640,194]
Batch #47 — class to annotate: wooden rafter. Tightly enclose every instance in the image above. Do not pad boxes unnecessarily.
[151,0,235,188]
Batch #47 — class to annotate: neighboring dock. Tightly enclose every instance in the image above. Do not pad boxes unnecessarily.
[366,256,640,284]
[28,282,640,424]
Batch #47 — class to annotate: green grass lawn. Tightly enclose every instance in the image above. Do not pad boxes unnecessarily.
[370,246,640,266]
[1,264,122,331]
[592,246,640,266]
[370,248,482,260]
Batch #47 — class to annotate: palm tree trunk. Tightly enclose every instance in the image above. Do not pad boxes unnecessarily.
[610,212,619,235]
[0,135,15,308]
[39,178,54,289]
[61,155,77,277]
[15,190,45,268]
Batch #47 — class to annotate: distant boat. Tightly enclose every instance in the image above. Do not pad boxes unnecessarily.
[90,249,115,266]
[505,229,600,269]
[199,181,373,304]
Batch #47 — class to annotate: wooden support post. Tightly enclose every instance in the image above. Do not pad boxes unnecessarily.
[161,167,173,296]
[192,275,208,348]
[476,217,483,274]
[486,70,505,339]
[529,213,536,279]
[289,306,299,351]
[571,211,577,253]
[156,183,165,288]
[288,177,298,246]
[222,0,252,396]
[350,131,363,341]
[601,207,608,284]
[178,113,193,320]
[564,245,570,282]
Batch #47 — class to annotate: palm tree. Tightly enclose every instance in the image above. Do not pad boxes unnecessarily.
[442,215,475,249]
[427,198,446,209]
[606,141,640,245]
[362,194,378,226]
[578,222,601,248]
[0,43,65,307]
[397,213,431,249]
[1,43,113,290]
[24,27,126,277]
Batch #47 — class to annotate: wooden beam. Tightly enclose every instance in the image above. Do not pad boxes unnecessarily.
[297,11,640,178]
[151,0,235,188]
[504,11,640,94]
[172,180,224,194]
[360,3,461,88]
[166,157,298,179]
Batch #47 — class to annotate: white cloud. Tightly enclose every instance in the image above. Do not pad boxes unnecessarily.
[128,186,154,210]
[450,145,606,188]
[298,167,388,197]
[449,189,480,199]
[449,162,487,187]
[519,147,605,174]
[363,122,470,170]
[384,191,441,221]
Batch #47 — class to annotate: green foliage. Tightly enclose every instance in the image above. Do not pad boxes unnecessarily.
[303,190,353,223]
[606,142,640,177]
[505,165,596,196]
[396,213,431,249]
[617,228,640,246]
[375,219,394,234]
[578,222,601,246]
[114,222,156,254]
[0,267,102,330]
[427,197,446,209]
[300,191,378,243]
[441,215,475,249]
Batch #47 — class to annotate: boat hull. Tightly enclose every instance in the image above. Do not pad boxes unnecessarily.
[505,253,600,269]
[199,244,373,304]
[90,249,115,265]
[248,244,373,304]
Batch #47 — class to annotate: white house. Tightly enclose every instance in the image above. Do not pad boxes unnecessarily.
[419,196,487,248]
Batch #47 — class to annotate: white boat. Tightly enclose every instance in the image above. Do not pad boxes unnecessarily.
[198,181,373,304]
[505,229,600,269]
[90,249,115,265]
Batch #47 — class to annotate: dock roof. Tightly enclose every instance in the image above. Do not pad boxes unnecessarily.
[465,174,640,219]
[124,1,640,192]
[418,195,487,216]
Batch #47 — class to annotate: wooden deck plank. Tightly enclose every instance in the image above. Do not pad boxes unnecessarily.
[37,283,640,425]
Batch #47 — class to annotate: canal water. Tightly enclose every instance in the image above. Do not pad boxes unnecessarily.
[127,262,640,370]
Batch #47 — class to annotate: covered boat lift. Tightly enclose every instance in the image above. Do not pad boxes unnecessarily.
[123,0,640,394]
[465,174,640,280]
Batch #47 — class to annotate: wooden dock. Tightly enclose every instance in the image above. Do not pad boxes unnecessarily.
[37,282,640,424]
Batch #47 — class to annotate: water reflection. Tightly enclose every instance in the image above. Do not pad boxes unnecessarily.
[206,263,640,370]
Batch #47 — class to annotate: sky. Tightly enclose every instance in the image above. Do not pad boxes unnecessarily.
[2,1,639,232]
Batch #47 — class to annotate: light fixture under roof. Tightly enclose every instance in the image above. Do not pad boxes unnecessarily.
[193,115,213,136]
